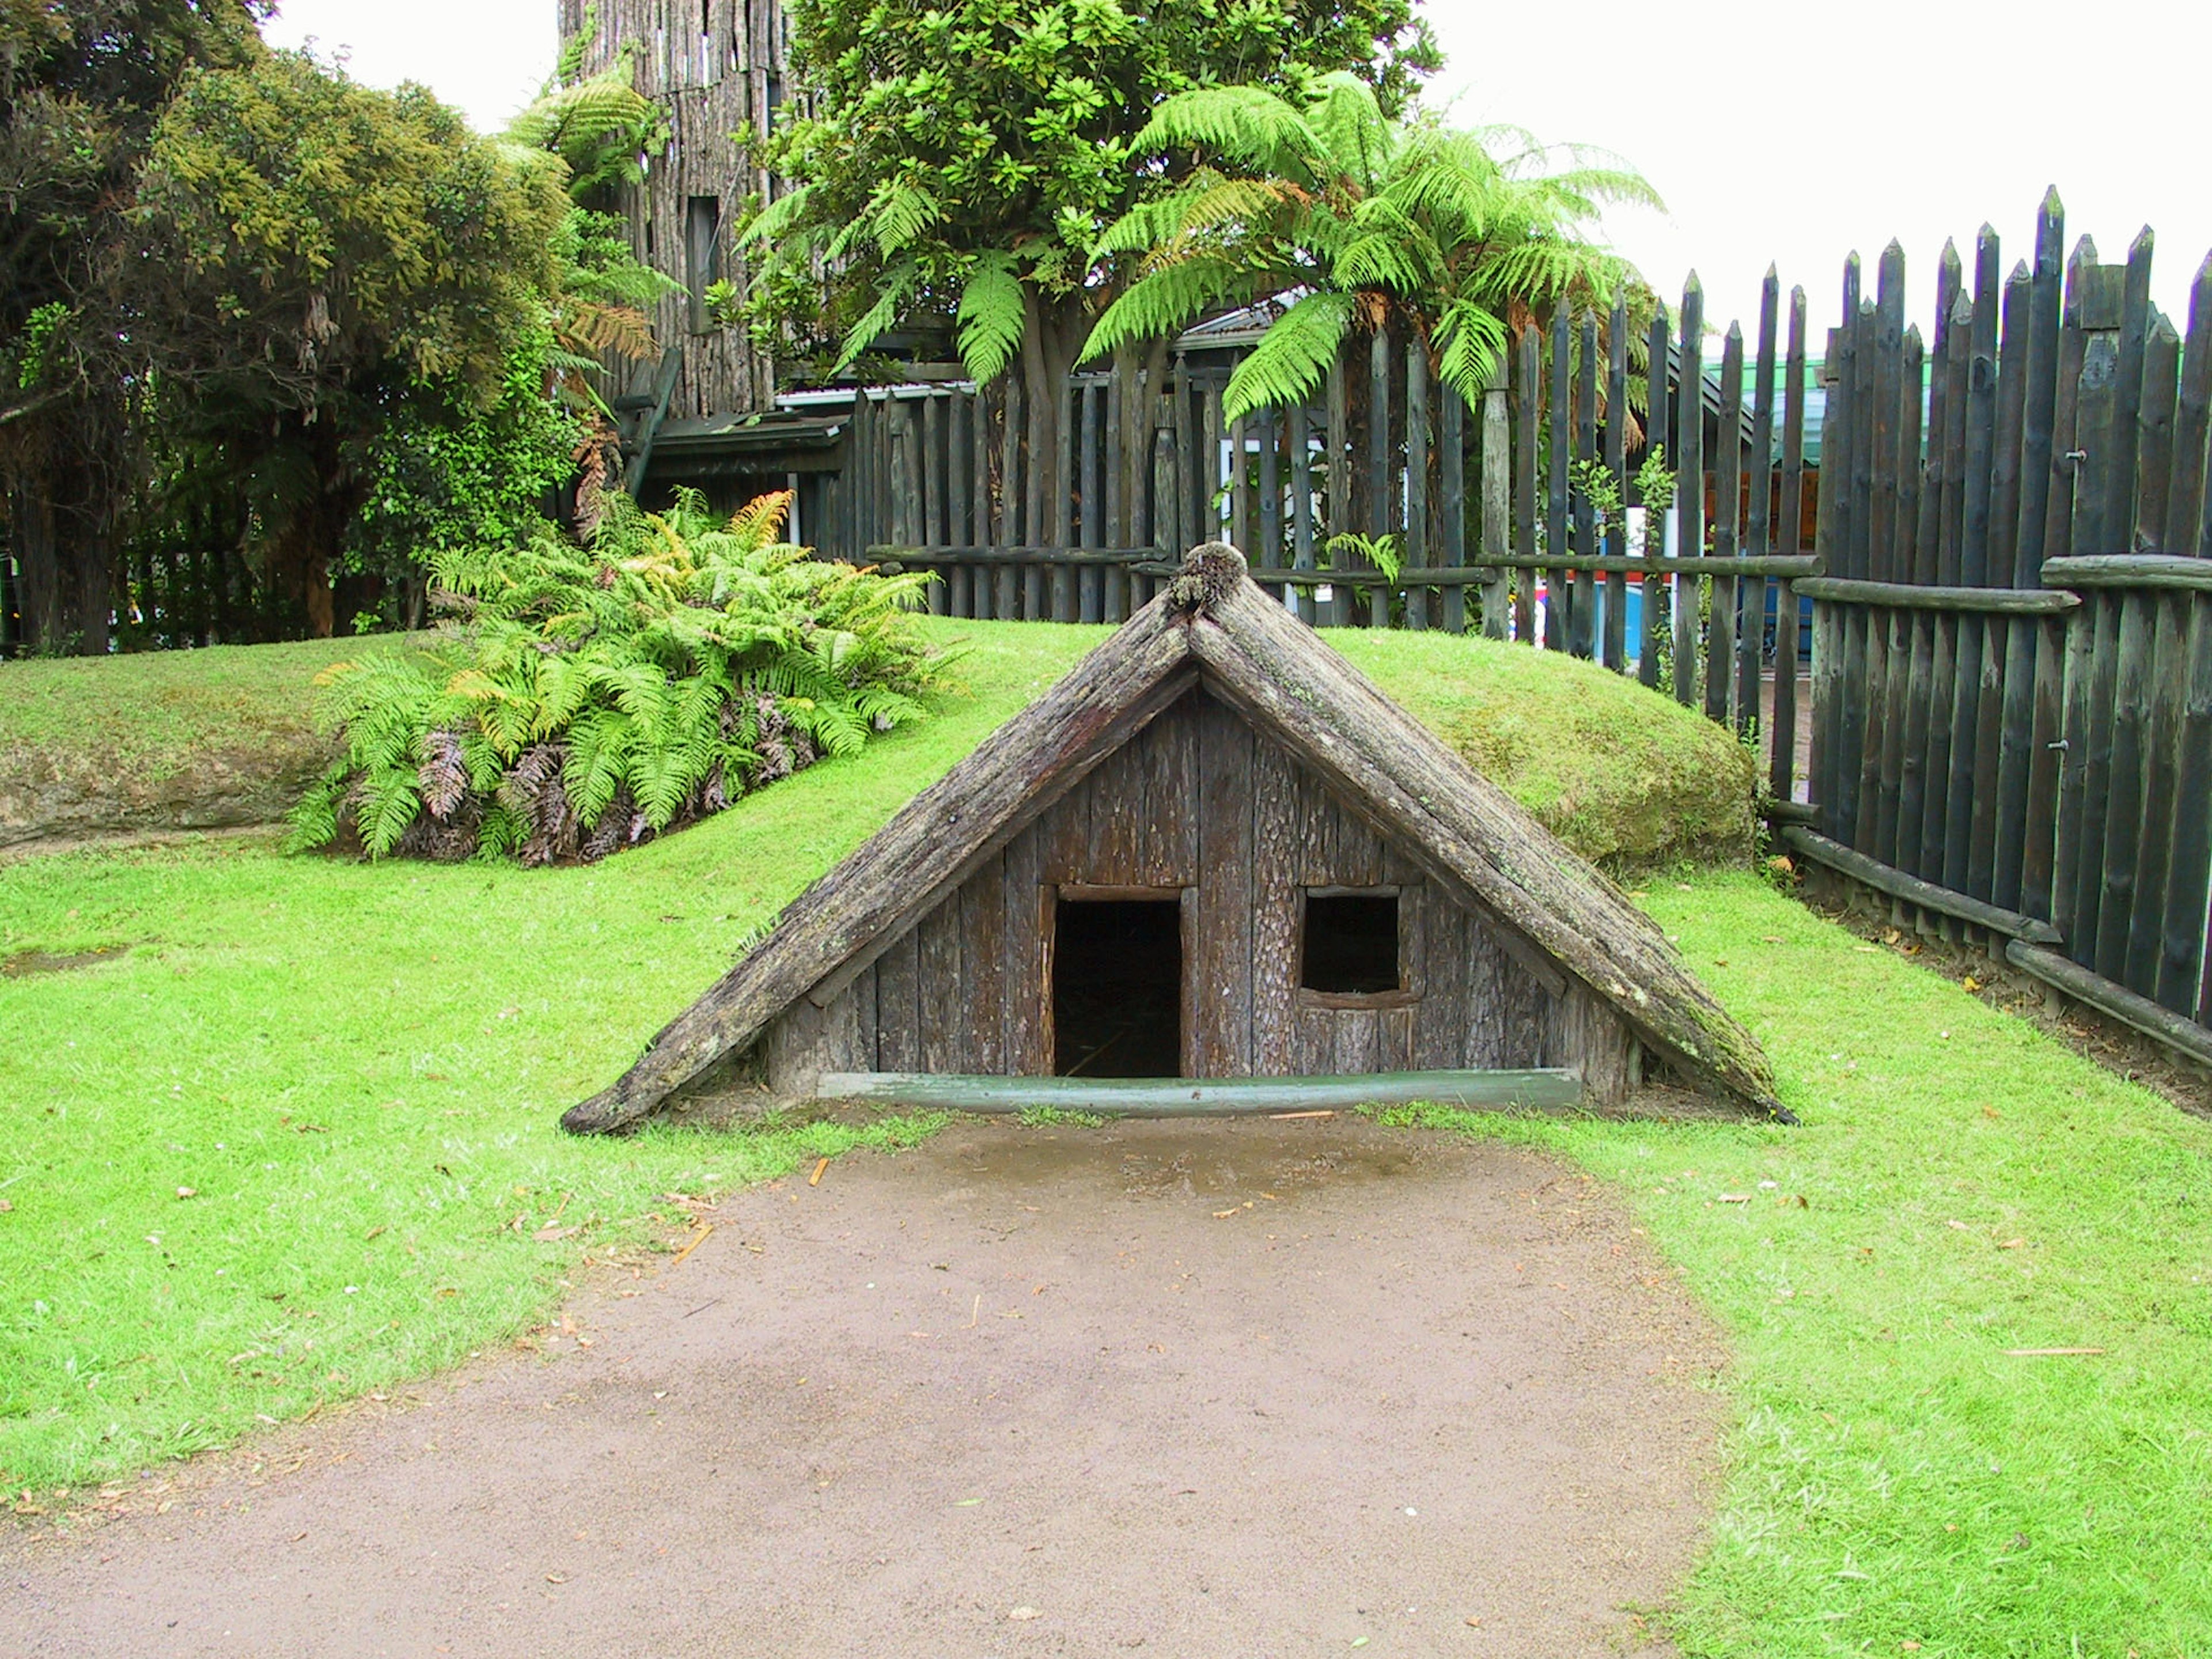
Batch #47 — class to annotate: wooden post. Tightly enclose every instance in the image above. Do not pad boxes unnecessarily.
[1325,352,1349,627]
[1641,306,1671,686]
[2161,597,2212,1012]
[1548,304,1572,653]
[1228,412,1249,564]
[1674,276,1706,705]
[1291,399,1316,624]
[1440,374,1467,634]
[1771,286,1807,804]
[1571,310,1598,658]
[1079,380,1103,622]
[1745,272,1778,747]
[1259,404,1283,591]
[1605,295,1631,672]
[1480,357,1511,641]
[1368,324,1392,628]
[1405,338,1430,630]
[1514,327,1539,646]
[1709,321,1743,724]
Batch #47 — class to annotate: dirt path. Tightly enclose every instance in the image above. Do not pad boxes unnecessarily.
[3,1118,1727,1657]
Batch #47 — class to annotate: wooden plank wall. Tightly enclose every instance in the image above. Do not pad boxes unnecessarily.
[561,0,782,418]
[766,688,1607,1084]
[1807,199,2212,1029]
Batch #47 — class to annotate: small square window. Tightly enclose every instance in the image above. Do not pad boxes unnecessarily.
[1301,893,1400,995]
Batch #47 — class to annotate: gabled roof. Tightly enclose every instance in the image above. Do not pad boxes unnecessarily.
[561,546,1783,1134]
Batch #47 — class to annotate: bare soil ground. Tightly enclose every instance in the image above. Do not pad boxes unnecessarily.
[2,1117,1726,1658]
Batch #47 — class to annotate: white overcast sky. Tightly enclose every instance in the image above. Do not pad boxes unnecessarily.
[264,0,2212,345]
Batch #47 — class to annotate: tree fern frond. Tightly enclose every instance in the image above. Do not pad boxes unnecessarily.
[1133,85,1328,183]
[833,263,918,372]
[1221,291,1353,422]
[956,251,1027,385]
[868,182,943,257]
[736,181,815,249]
[1081,256,1244,362]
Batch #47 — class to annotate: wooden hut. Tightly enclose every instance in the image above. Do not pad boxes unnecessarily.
[562,545,1784,1133]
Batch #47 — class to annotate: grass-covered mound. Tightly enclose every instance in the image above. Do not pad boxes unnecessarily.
[1,612,1750,867]
[1332,630,1756,866]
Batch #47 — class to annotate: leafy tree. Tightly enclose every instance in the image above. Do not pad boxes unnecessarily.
[738,0,1438,513]
[135,48,571,634]
[291,491,943,863]
[1083,73,1659,421]
[342,322,582,630]
[0,0,266,653]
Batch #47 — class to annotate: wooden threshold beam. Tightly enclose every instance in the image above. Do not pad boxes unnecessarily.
[811,1069,1588,1116]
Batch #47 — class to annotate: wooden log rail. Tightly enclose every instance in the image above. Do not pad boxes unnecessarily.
[1796,577,2081,613]
[2041,554,2212,592]
[1777,825,2064,945]
[814,1069,1589,1115]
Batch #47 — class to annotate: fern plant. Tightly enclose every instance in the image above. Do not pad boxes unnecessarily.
[1082,73,1658,420]
[290,491,945,865]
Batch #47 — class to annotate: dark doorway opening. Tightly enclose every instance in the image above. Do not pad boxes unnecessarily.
[1301,893,1401,994]
[1054,899,1182,1077]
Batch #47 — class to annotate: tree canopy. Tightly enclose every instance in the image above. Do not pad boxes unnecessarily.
[740,0,1438,531]
[750,0,1435,370]
[1,7,674,654]
[0,0,267,652]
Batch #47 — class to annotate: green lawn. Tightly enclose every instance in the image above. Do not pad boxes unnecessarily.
[1392,873,2212,1657]
[5,622,2206,1653]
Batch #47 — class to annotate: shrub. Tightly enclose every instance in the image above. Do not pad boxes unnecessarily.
[289,490,943,863]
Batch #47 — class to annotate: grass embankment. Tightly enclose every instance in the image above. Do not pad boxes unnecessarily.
[0,617,1753,864]
[0,636,402,850]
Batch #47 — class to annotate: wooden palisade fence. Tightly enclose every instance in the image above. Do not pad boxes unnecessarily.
[802,197,2212,1062]
[806,276,1819,741]
[1793,193,2212,1057]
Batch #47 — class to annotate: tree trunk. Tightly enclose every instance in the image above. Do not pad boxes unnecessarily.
[259,418,358,638]
[1018,290,1092,542]
[9,452,115,656]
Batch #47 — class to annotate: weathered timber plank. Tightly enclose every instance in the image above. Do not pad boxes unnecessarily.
[1002,810,1048,1074]
[917,894,963,1075]
[1088,736,1146,885]
[1410,883,1466,1070]
[1334,1007,1381,1074]
[874,928,919,1071]
[1249,736,1301,1074]
[1194,692,1255,1075]
[1139,690,1200,884]
[959,855,1006,1073]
